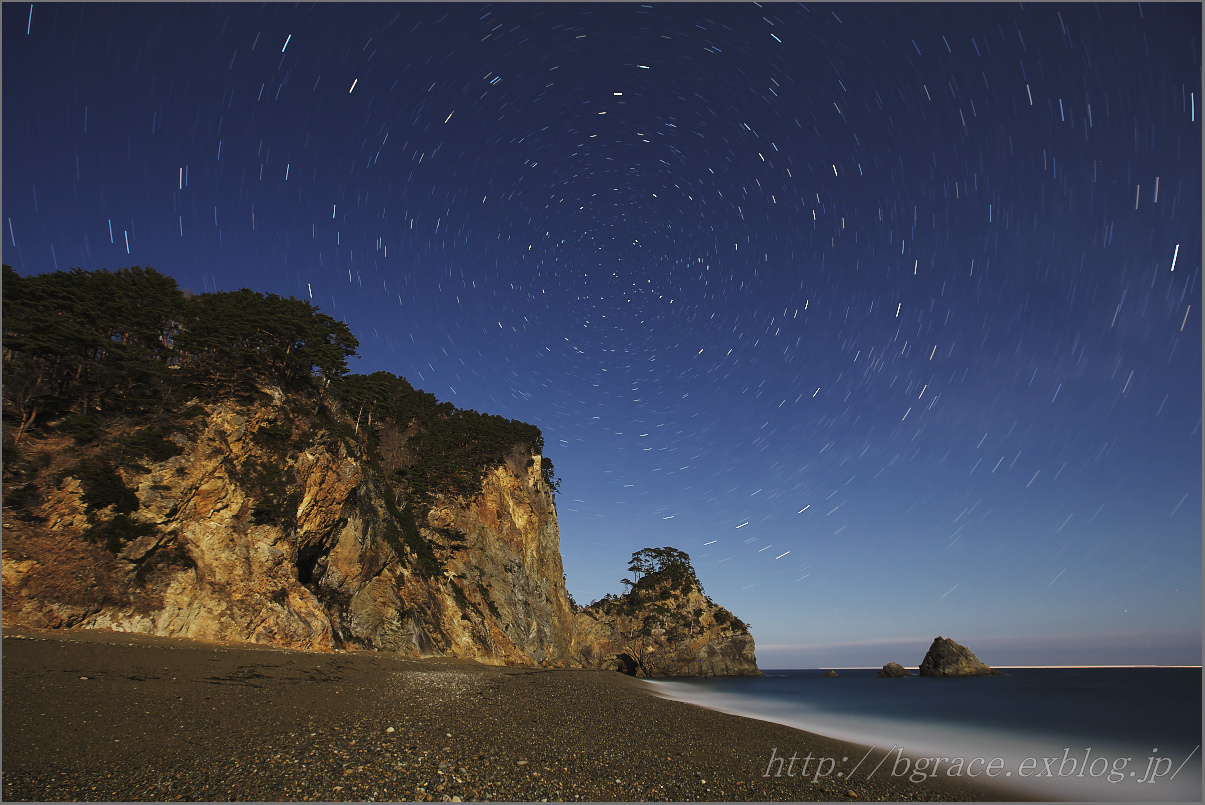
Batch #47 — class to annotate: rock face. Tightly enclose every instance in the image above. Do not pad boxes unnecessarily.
[918,636,1001,677]
[567,579,760,678]
[3,398,570,665]
[2,395,753,675]
[877,662,912,678]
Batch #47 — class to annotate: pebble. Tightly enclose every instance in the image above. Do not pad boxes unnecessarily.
[2,631,1011,803]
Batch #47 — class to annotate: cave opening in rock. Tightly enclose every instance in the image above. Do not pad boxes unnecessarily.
[615,653,639,675]
[296,543,325,586]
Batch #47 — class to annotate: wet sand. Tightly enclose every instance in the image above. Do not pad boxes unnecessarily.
[1,627,1026,802]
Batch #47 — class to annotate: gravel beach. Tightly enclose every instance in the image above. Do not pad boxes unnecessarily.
[2,628,1025,802]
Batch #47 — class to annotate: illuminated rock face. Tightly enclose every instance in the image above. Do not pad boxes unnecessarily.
[3,396,756,675]
[567,580,761,678]
[2,398,571,664]
[918,636,1002,677]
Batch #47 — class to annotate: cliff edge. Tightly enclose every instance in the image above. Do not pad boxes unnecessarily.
[567,547,761,677]
[2,395,573,666]
[2,265,759,674]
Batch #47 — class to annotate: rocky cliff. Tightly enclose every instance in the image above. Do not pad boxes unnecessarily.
[2,267,756,673]
[2,393,755,675]
[565,550,761,678]
[2,394,573,666]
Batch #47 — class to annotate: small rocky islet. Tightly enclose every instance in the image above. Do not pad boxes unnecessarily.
[3,266,1016,802]
[877,636,1002,678]
[2,628,1023,802]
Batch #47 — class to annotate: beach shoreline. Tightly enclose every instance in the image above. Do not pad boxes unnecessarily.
[2,627,1026,802]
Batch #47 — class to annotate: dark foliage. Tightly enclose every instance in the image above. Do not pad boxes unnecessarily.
[449,579,484,621]
[125,425,186,463]
[2,264,185,428]
[3,482,42,512]
[2,443,49,519]
[334,371,546,506]
[3,264,358,431]
[65,413,104,444]
[173,287,358,397]
[252,419,294,454]
[75,458,139,515]
[622,546,702,597]
[86,513,156,555]
[244,459,300,527]
[541,457,561,495]
[380,486,441,576]
[331,370,554,576]
[134,539,195,585]
[586,547,748,635]
[477,582,502,618]
[1,440,20,470]
[4,264,558,586]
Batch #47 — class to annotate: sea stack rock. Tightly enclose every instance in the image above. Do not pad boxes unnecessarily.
[0,266,761,676]
[877,662,912,678]
[569,547,761,677]
[918,636,1001,676]
[823,669,839,677]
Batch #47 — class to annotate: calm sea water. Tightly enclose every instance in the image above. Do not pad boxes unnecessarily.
[648,668,1202,801]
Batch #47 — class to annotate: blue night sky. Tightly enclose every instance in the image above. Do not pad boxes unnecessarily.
[3,3,1200,667]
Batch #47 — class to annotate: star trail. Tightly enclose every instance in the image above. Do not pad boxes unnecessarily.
[3,2,1200,665]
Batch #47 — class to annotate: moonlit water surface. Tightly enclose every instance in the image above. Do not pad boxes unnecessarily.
[649,667,1202,801]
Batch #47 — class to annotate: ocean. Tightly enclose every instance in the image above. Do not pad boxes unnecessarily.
[648,667,1202,801]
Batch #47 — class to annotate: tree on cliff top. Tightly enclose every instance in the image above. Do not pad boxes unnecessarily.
[622,546,701,596]
[2,264,359,431]
[174,287,359,395]
[3,265,554,544]
[3,264,185,437]
[4,263,561,589]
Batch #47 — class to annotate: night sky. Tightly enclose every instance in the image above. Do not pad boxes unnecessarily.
[4,3,1200,667]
